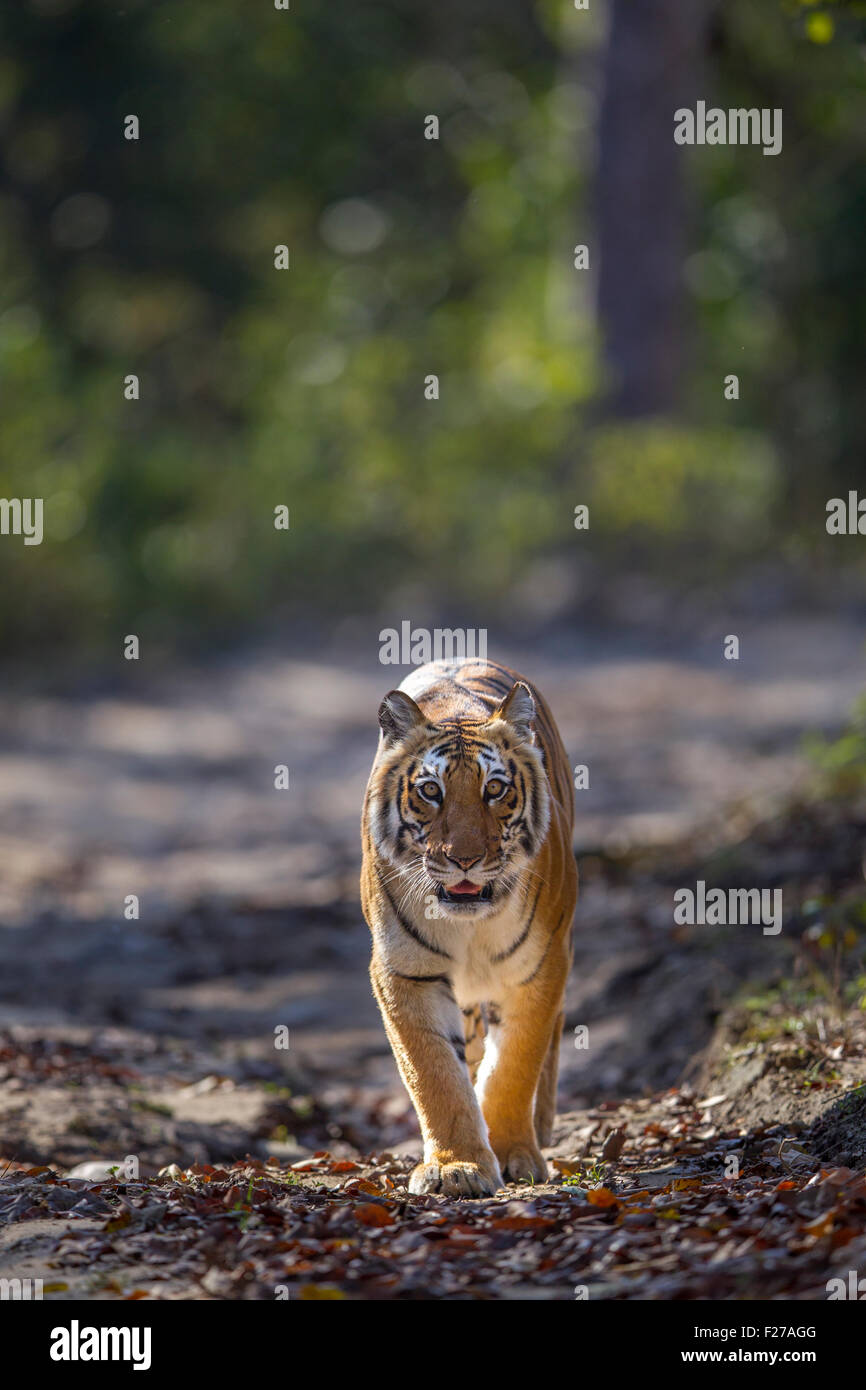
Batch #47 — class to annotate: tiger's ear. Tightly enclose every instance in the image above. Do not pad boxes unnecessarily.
[494,682,536,743]
[378,690,426,743]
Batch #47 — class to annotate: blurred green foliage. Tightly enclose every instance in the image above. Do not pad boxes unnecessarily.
[807,694,866,795]
[0,0,865,654]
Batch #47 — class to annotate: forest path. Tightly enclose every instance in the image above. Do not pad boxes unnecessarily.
[1,611,865,1298]
[0,609,862,1163]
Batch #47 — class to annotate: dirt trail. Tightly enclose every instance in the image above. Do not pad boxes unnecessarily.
[0,611,864,1298]
[0,613,861,1094]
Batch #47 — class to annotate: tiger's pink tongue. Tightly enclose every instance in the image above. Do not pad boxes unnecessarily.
[450,880,481,896]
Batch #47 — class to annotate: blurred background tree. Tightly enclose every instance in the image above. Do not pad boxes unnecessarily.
[0,0,863,657]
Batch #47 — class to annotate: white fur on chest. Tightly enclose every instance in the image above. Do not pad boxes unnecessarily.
[431,898,531,1007]
[377,871,539,1007]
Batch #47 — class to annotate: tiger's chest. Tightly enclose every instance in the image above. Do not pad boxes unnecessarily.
[426,898,540,1008]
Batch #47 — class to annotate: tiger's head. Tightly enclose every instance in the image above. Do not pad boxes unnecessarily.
[368,682,551,919]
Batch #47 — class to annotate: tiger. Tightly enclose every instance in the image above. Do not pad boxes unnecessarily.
[361,657,577,1197]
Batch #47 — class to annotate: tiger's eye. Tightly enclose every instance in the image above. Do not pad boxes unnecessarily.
[486,779,506,799]
[420,781,440,799]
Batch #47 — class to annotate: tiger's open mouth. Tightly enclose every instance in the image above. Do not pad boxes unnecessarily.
[436,879,494,907]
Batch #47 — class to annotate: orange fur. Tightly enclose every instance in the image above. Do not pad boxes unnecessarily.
[361,658,577,1195]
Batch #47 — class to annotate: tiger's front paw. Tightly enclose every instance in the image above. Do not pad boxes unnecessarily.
[409,1153,502,1198]
[496,1141,549,1186]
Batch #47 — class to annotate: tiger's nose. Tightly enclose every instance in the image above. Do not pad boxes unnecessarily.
[447,853,482,871]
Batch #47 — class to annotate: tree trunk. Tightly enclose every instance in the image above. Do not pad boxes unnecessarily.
[596,0,708,417]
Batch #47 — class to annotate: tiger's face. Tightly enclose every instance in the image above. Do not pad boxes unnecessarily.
[368,682,551,919]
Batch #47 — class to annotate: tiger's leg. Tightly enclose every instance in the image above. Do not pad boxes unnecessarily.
[475,948,570,1184]
[371,958,502,1197]
[463,1004,487,1086]
[533,1007,564,1148]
